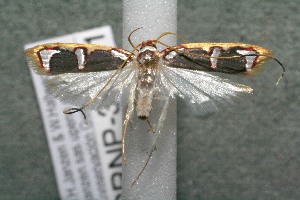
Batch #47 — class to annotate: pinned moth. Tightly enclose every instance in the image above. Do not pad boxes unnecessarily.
[25,30,285,186]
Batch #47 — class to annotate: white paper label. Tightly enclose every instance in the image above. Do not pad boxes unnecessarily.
[24,25,122,200]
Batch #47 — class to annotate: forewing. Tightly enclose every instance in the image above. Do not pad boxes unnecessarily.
[162,43,272,75]
[26,43,131,75]
[159,66,253,114]
[26,43,136,110]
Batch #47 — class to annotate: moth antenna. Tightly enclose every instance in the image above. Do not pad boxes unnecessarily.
[63,107,88,125]
[273,57,285,85]
[155,32,188,44]
[122,119,129,165]
[128,27,143,49]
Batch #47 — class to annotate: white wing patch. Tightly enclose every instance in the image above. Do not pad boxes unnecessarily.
[39,49,61,71]
[111,49,129,60]
[236,50,257,71]
[74,48,86,69]
[210,47,221,69]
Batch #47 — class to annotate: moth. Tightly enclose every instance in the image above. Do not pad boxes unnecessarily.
[25,30,284,186]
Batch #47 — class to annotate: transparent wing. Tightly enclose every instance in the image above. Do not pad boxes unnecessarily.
[46,61,137,111]
[158,65,253,114]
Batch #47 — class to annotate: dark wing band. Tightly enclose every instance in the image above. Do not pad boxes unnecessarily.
[162,43,272,75]
[26,43,132,75]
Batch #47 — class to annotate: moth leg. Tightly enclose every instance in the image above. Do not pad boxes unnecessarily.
[130,95,170,187]
[146,118,155,133]
[122,80,137,164]
[129,120,135,131]
[130,139,155,187]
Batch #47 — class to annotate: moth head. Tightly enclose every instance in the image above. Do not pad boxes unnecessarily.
[137,41,159,66]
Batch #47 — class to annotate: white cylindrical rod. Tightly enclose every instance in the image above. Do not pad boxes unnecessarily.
[122,0,177,199]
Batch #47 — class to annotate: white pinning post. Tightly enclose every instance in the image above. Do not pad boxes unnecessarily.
[122,0,177,199]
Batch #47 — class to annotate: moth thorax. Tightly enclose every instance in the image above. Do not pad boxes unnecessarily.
[137,46,159,67]
[139,70,155,89]
[136,68,157,120]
